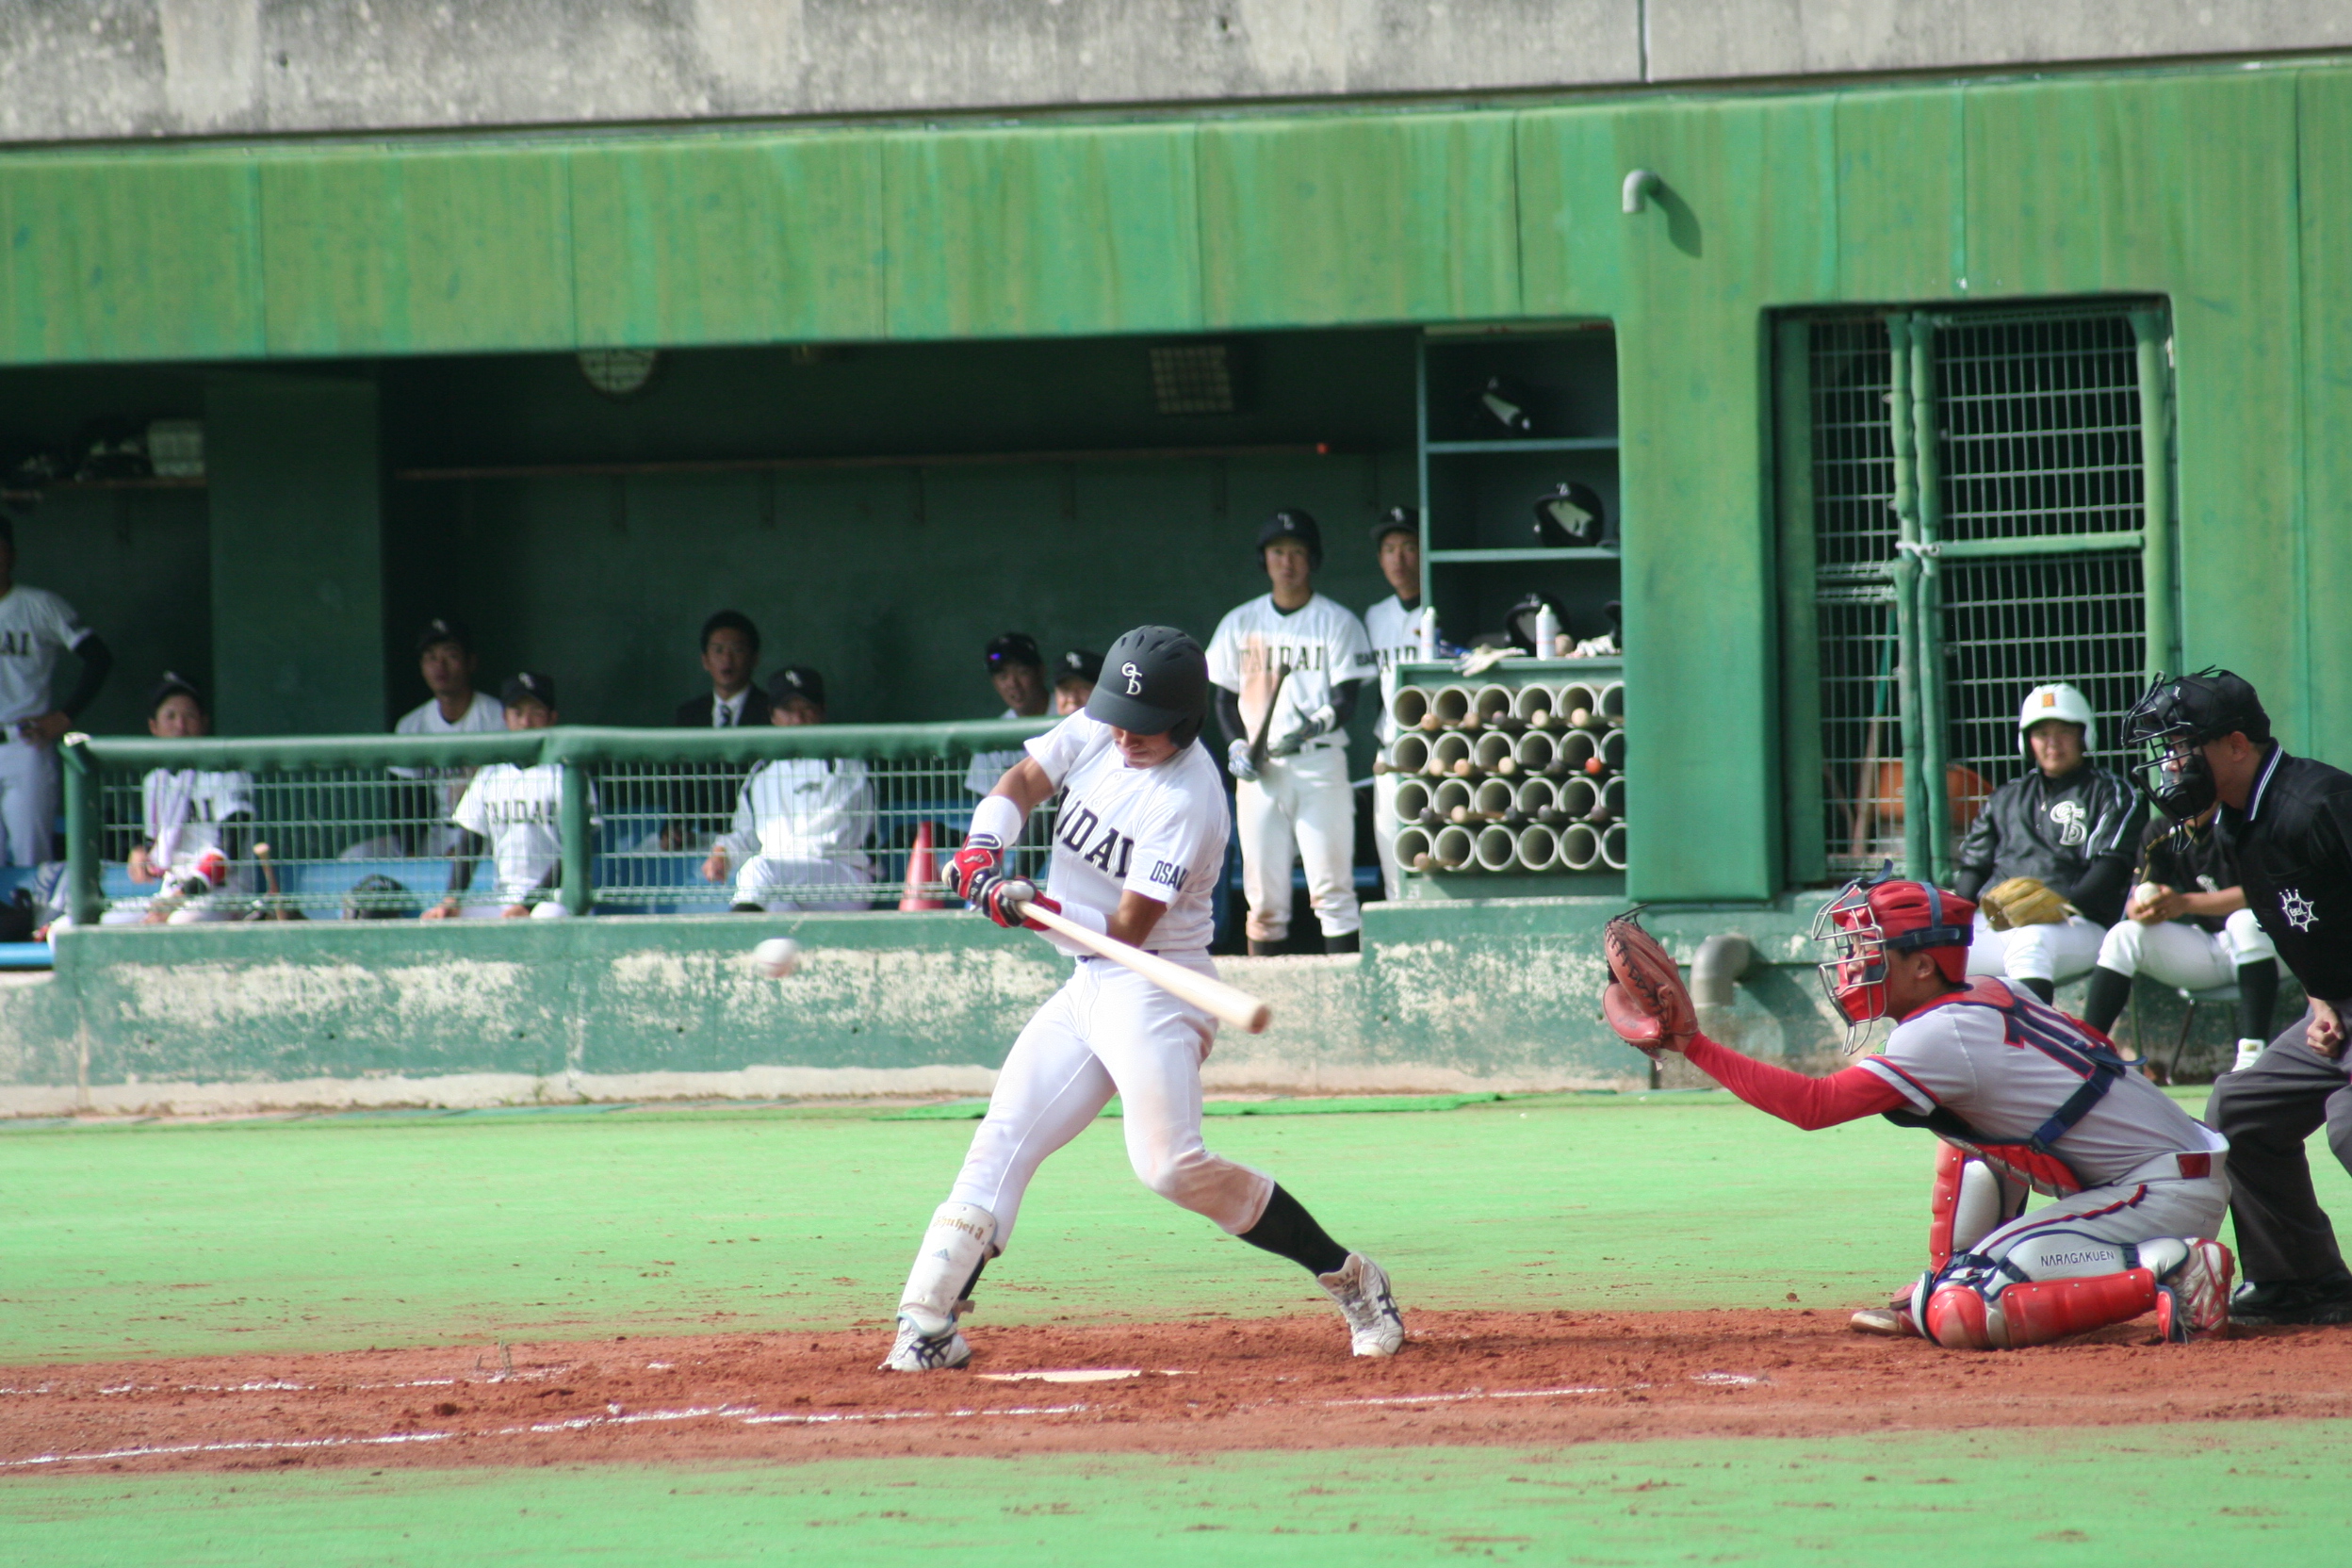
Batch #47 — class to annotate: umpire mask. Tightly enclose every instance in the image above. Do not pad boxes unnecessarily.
[2123,670,2270,823]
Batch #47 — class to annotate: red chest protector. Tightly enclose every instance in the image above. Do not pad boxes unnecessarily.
[1878,979,2133,1198]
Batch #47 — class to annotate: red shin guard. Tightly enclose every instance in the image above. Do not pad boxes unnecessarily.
[1925,1269,2159,1349]
[1928,1143,1966,1269]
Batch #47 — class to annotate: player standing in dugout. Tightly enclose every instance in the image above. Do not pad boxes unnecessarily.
[1363,507,1435,904]
[879,625,1404,1372]
[0,514,111,867]
[2135,671,2352,1326]
[1208,511,1378,956]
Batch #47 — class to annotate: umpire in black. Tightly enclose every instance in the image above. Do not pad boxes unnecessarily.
[2131,670,2352,1325]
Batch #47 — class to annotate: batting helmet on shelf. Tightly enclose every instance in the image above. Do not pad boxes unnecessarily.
[1809,864,1976,1041]
[2016,682,2097,756]
[1087,626,1210,749]
[1255,509,1324,568]
[2122,668,2272,823]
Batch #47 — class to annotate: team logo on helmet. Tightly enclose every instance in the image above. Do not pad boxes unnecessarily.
[1121,662,1143,695]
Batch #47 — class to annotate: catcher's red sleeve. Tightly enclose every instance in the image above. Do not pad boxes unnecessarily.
[1680,1034,1907,1130]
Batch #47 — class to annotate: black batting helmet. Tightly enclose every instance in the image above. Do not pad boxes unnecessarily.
[1086,626,1209,749]
[1255,509,1323,569]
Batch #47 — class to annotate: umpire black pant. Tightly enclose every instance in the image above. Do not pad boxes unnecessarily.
[2206,1002,2352,1283]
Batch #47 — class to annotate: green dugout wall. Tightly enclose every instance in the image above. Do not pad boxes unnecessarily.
[3,58,2347,905]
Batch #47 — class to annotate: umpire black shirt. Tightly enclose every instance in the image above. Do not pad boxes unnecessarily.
[1952,762,2145,926]
[2217,743,2352,1001]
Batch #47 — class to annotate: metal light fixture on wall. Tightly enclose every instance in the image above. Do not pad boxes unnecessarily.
[579,348,660,398]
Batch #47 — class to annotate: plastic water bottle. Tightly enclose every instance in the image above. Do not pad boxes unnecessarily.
[1532,603,1560,660]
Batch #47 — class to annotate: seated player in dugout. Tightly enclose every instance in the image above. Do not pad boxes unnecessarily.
[424,673,578,920]
[2076,806,2279,1078]
[114,673,256,925]
[1208,510,1379,956]
[1602,880,2234,1348]
[1952,682,2147,1002]
[1051,648,1101,716]
[384,618,504,858]
[2136,671,2352,1327]
[882,625,1403,1373]
[701,666,876,912]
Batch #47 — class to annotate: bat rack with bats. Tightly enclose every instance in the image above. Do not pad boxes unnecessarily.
[1013,896,1273,1035]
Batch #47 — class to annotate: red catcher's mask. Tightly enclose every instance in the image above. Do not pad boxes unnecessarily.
[1810,869,1976,1045]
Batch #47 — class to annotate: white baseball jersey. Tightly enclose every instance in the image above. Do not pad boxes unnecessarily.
[966,708,1030,794]
[1859,977,2224,1186]
[1205,593,1377,753]
[1363,595,1430,744]
[140,767,253,873]
[451,761,571,904]
[718,758,875,870]
[392,691,508,802]
[1021,711,1227,956]
[0,585,95,726]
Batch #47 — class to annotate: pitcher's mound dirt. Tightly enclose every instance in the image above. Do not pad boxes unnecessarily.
[6,1308,2349,1475]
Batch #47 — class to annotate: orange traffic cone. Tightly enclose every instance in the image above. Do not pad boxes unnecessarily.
[899,820,945,911]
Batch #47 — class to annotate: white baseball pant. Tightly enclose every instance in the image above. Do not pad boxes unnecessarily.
[0,736,58,867]
[732,856,874,912]
[2096,907,2277,990]
[1946,1161,2230,1295]
[947,955,1274,1250]
[1371,771,1403,902]
[1966,910,2104,985]
[1236,746,1359,943]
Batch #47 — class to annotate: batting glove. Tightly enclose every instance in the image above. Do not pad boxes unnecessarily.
[943,832,1004,901]
[1226,739,1260,783]
[972,872,1057,931]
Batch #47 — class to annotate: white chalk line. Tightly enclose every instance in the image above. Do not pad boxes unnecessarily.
[0,1371,1764,1470]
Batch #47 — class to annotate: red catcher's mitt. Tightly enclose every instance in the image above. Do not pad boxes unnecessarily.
[1602,909,1696,1055]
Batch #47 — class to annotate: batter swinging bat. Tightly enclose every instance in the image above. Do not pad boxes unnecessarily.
[1013,896,1273,1034]
[1246,662,1293,776]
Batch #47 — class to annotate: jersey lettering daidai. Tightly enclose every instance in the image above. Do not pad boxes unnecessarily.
[1205,593,1376,753]
[0,585,93,726]
[1857,976,2223,1188]
[452,762,577,903]
[140,767,253,874]
[720,758,875,869]
[1022,711,1227,956]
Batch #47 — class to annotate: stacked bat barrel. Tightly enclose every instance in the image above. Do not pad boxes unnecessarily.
[1379,675,1626,875]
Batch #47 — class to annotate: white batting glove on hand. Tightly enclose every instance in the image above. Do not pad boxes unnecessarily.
[1226,739,1260,783]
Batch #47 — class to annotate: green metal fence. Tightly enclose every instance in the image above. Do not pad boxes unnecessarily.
[60,720,1054,924]
[1788,302,2173,884]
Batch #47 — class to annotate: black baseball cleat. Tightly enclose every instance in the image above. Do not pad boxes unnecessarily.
[2228,1274,2352,1326]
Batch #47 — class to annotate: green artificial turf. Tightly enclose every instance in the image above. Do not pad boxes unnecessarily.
[2,1089,2342,1365]
[11,1421,2352,1566]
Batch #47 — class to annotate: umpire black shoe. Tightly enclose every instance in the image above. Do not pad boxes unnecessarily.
[2230,1275,2352,1326]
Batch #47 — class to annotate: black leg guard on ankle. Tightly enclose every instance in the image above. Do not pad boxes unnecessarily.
[2237,958,2280,1042]
[956,1256,988,1309]
[2019,976,2056,1004]
[2082,965,2134,1035]
[1238,1184,1350,1278]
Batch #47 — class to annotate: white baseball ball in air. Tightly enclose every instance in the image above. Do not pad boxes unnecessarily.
[753,937,802,979]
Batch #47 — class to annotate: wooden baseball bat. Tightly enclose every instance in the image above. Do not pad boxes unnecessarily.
[1013,899,1273,1034]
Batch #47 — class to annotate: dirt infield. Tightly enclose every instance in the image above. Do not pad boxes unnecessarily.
[7,1307,2349,1476]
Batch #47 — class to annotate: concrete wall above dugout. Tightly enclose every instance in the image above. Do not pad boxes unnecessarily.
[0,2,2346,141]
[7,58,2352,902]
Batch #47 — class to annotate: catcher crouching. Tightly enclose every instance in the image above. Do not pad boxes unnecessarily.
[1602,877,2234,1348]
